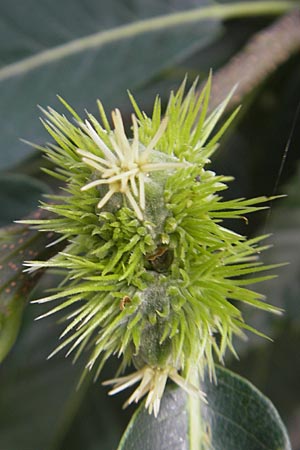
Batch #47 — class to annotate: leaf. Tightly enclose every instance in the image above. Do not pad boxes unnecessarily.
[0,174,49,225]
[0,0,222,170]
[0,0,293,171]
[0,175,52,361]
[118,365,291,450]
[0,215,66,362]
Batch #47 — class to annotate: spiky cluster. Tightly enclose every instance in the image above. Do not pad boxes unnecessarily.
[24,76,280,416]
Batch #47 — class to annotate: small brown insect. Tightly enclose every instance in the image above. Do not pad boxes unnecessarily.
[120,295,131,311]
[147,246,168,262]
[147,246,174,273]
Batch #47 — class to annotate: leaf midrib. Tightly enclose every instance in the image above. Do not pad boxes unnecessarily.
[0,1,294,82]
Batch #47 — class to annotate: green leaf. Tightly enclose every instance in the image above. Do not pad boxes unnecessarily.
[0,175,52,361]
[118,366,291,450]
[0,0,222,170]
[0,0,294,170]
[0,217,66,362]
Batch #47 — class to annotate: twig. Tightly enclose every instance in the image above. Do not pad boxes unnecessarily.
[206,9,300,112]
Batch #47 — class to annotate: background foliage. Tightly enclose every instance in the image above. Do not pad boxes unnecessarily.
[0,1,299,449]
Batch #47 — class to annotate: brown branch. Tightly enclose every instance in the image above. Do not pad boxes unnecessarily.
[206,9,300,112]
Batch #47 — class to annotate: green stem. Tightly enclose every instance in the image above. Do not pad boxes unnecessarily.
[0,1,295,81]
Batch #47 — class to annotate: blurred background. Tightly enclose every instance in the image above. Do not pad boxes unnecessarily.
[0,1,299,449]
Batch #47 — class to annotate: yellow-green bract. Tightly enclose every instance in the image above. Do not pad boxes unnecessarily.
[23,76,281,417]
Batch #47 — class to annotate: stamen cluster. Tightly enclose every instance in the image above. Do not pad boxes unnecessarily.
[78,111,185,220]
